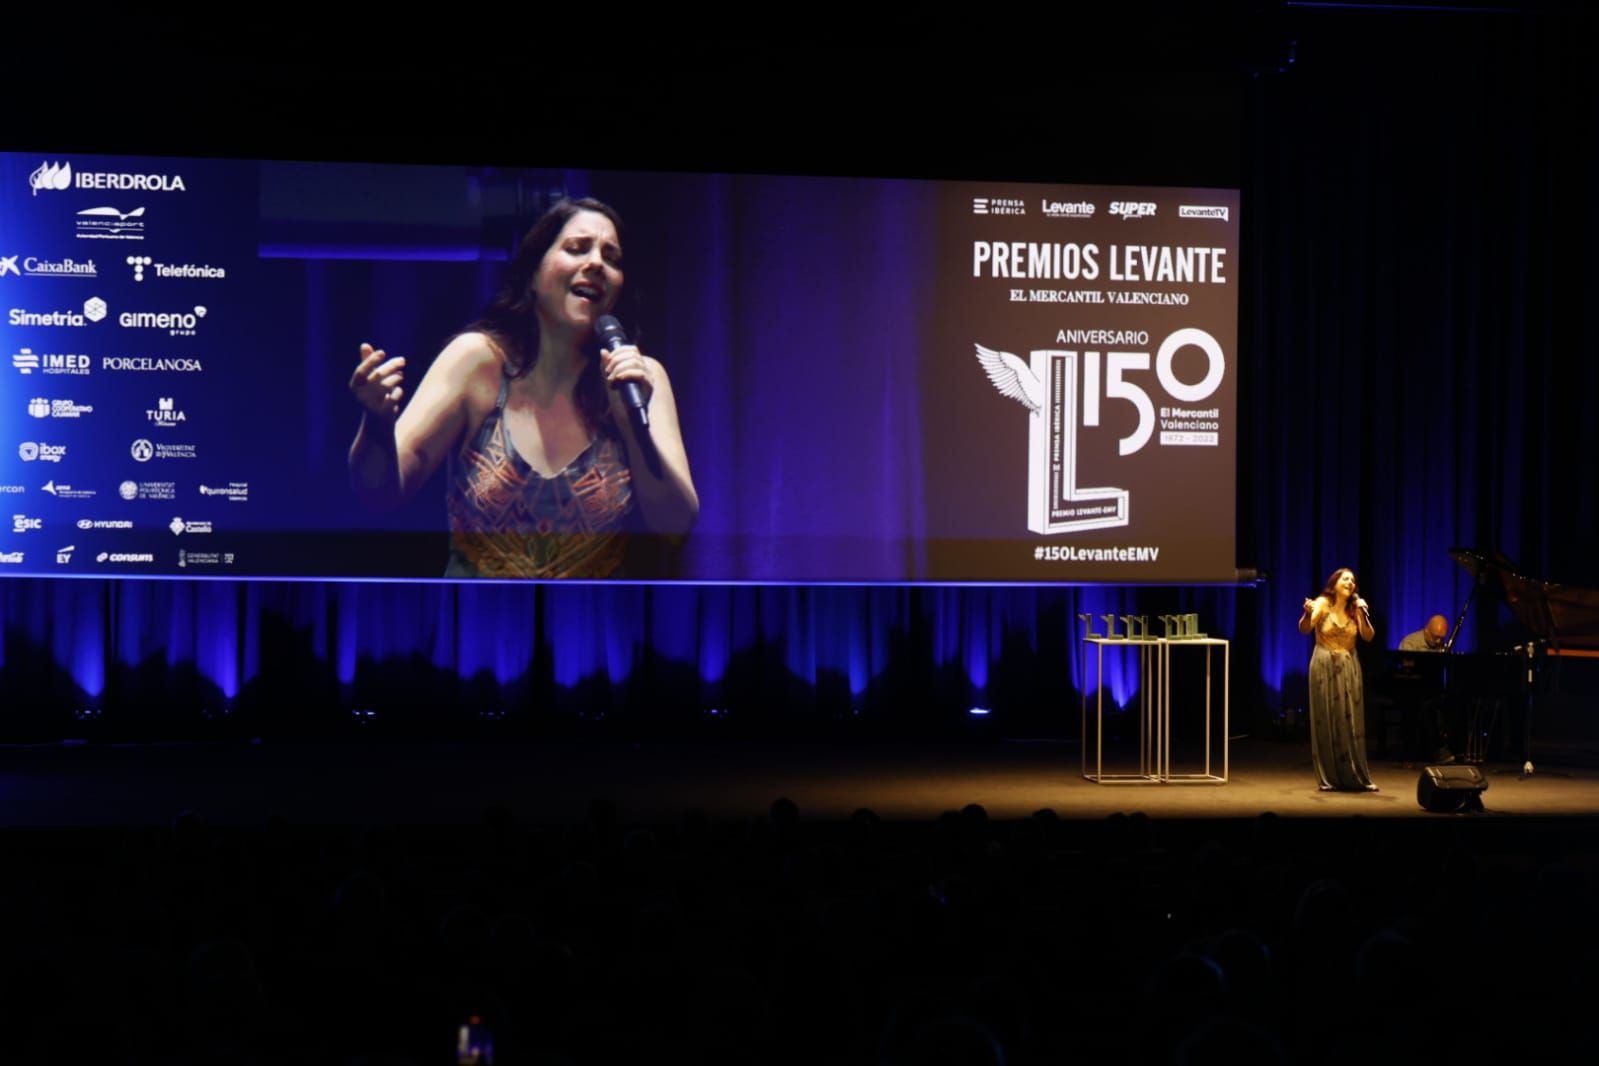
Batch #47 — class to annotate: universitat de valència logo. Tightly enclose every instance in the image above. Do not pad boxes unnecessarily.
[976,327,1226,534]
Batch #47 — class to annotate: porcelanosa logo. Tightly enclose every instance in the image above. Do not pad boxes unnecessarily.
[127,256,225,282]
[102,355,204,373]
[118,305,206,336]
[29,161,187,197]
[8,296,108,328]
[77,206,146,241]
[19,442,66,463]
[12,348,90,376]
[0,255,98,280]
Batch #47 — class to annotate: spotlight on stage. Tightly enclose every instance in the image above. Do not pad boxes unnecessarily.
[967,707,991,717]
[1416,764,1489,813]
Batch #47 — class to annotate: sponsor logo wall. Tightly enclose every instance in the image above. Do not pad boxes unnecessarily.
[4,151,1241,582]
[4,152,244,576]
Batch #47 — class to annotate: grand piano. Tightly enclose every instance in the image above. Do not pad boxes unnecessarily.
[1378,549,1599,770]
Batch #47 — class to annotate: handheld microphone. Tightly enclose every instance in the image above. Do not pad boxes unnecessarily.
[594,315,649,433]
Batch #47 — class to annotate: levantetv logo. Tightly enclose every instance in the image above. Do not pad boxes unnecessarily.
[30,161,187,196]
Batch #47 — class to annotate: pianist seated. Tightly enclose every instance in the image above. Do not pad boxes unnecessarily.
[1398,615,1450,652]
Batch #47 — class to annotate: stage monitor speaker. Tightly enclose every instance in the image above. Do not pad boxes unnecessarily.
[1416,764,1488,813]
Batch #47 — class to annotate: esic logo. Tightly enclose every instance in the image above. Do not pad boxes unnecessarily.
[1109,201,1158,220]
[30,161,187,197]
[12,515,43,533]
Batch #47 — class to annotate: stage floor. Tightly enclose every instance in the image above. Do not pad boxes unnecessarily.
[3,735,1598,827]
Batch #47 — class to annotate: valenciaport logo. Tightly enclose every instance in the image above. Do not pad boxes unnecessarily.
[1041,199,1095,219]
[118,305,206,337]
[76,206,146,241]
[12,514,43,533]
[18,442,66,463]
[29,398,94,419]
[12,348,91,375]
[1109,201,1158,220]
[29,161,187,197]
[199,482,249,503]
[8,296,108,327]
[0,255,98,280]
[43,480,94,500]
[169,516,213,535]
[1178,205,1230,221]
[120,480,176,501]
[128,256,226,282]
[146,397,187,426]
[973,197,1026,217]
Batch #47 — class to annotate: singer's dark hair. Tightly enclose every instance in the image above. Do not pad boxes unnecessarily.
[471,197,627,431]
[1319,568,1358,605]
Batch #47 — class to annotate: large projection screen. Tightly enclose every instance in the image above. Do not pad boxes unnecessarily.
[2,153,1239,583]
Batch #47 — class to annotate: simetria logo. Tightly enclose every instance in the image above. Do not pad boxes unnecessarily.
[29,162,72,195]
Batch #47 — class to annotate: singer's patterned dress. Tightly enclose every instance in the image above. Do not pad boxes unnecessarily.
[444,378,633,578]
[1309,610,1377,790]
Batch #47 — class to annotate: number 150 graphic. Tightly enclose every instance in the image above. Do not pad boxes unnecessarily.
[976,328,1226,535]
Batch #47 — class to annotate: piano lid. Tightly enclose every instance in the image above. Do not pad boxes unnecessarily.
[1450,547,1599,649]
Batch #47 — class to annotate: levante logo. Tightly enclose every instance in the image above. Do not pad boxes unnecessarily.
[976,327,1226,535]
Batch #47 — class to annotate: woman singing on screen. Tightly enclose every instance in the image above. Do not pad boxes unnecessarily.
[347,198,698,578]
[1299,567,1378,791]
